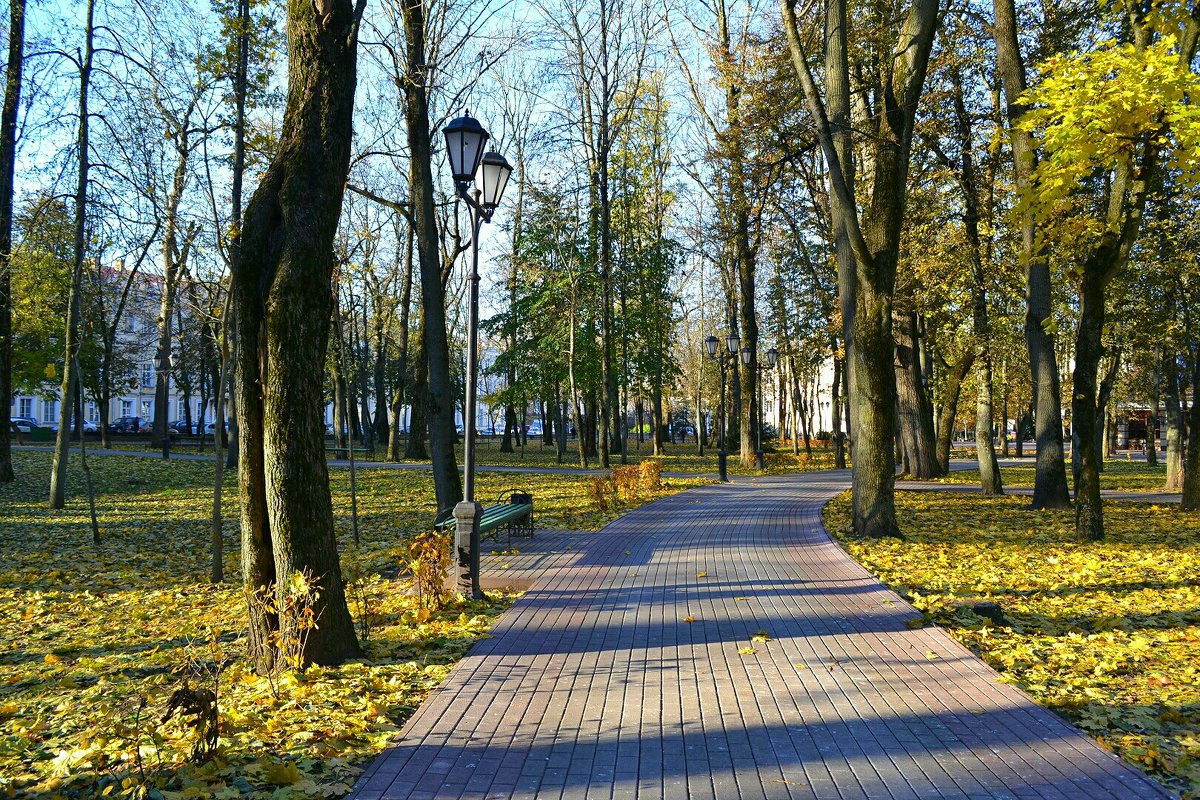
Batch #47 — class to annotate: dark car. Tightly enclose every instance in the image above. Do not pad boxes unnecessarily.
[168,419,195,434]
[110,415,143,434]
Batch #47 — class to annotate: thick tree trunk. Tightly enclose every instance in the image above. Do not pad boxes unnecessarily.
[895,310,939,478]
[935,352,974,474]
[0,0,24,483]
[993,0,1070,510]
[233,0,363,668]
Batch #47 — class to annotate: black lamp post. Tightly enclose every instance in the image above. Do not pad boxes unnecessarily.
[443,112,513,600]
[705,331,740,481]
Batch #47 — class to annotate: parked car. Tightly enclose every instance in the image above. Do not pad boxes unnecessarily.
[11,417,38,433]
[81,420,98,433]
[168,419,194,434]
[110,416,144,434]
[525,421,544,437]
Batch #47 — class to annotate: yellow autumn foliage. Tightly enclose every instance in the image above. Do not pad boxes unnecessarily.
[825,489,1200,799]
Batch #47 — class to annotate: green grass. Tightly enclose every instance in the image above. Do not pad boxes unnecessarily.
[940,458,1173,491]
[824,490,1200,799]
[0,450,706,799]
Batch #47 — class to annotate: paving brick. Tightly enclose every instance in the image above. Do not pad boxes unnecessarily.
[347,475,1173,800]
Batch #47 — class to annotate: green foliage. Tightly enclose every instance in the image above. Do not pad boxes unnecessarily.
[825,490,1200,798]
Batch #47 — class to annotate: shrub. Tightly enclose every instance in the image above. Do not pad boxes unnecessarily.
[405,530,451,610]
[612,466,642,502]
[639,460,663,491]
[589,475,612,512]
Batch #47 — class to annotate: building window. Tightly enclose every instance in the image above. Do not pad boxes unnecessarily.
[177,398,189,419]
[141,363,154,389]
[18,397,32,419]
[87,402,99,422]
[42,398,58,423]
[120,399,133,417]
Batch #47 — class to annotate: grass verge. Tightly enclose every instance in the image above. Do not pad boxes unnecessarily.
[0,450,705,799]
[824,489,1200,799]
[938,458,1173,492]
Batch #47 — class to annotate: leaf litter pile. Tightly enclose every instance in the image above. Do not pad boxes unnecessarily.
[0,451,703,799]
[824,489,1200,799]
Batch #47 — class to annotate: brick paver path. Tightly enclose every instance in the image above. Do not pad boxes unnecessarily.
[349,473,1171,800]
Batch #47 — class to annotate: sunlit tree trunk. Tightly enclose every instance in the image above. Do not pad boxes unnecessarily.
[50,0,94,510]
[233,0,364,668]
[993,0,1070,510]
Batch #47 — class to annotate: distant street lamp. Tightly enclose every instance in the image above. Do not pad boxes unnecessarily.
[704,331,740,481]
[443,112,513,600]
[741,344,777,470]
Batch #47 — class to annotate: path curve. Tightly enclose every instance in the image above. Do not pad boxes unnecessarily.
[351,472,1169,800]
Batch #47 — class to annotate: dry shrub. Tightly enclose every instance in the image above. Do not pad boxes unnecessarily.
[589,474,612,511]
[612,466,641,502]
[638,460,663,491]
[406,530,452,610]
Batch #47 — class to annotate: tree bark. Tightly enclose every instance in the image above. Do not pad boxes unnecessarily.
[993,0,1070,510]
[783,0,937,537]
[388,223,413,462]
[1182,356,1200,509]
[233,0,363,667]
[934,352,974,474]
[1165,353,1183,490]
[1071,270,1107,541]
[50,0,94,510]
[0,0,25,483]
[401,0,461,513]
[895,310,939,478]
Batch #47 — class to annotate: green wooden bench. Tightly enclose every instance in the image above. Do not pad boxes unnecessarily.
[436,489,534,542]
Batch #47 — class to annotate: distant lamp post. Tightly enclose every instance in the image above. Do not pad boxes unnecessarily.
[705,331,740,481]
[442,112,513,600]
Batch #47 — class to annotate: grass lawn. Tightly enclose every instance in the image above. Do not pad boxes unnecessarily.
[80,437,844,476]
[824,490,1200,799]
[939,458,1173,492]
[0,450,706,799]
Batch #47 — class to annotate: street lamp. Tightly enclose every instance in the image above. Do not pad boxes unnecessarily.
[443,112,513,600]
[705,331,739,481]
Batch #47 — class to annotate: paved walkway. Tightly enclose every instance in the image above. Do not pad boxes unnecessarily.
[350,474,1171,800]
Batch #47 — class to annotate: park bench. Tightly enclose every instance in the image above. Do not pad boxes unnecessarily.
[436,489,534,543]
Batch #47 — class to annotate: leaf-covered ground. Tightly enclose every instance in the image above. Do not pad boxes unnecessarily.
[939,458,1172,491]
[824,490,1200,799]
[0,450,705,799]
[71,438,843,476]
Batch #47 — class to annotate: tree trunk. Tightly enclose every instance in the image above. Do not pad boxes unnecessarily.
[993,0,1070,510]
[388,224,413,462]
[402,3,460,512]
[895,310,939,478]
[50,0,93,510]
[232,0,363,668]
[0,0,24,483]
[1147,381,1159,467]
[1164,354,1183,490]
[935,352,974,474]
[1182,357,1200,510]
[1071,270,1107,541]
